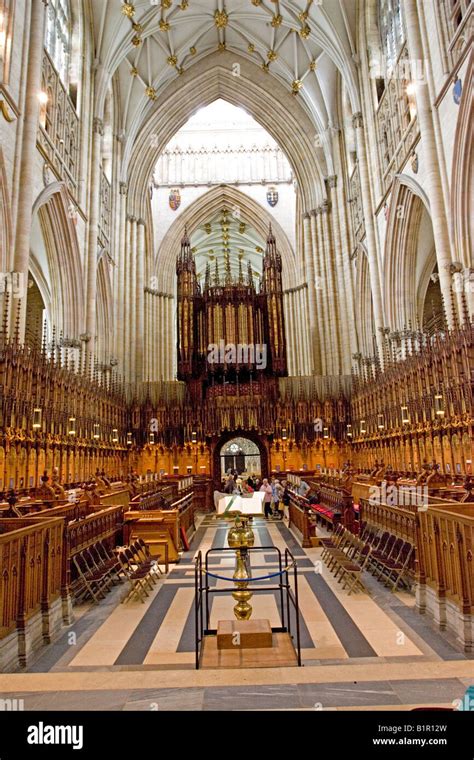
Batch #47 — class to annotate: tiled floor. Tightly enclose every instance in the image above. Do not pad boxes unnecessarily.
[3,515,473,711]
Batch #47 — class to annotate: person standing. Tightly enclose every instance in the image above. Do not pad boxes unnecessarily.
[259,478,273,519]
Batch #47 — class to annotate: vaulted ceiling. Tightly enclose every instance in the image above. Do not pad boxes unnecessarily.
[92,1,359,153]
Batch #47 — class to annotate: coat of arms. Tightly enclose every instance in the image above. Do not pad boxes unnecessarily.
[266,186,278,207]
[169,188,181,211]
[453,78,462,105]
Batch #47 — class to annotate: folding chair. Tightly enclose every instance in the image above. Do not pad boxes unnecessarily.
[379,541,414,591]
[320,523,345,560]
[373,537,404,580]
[117,549,151,603]
[89,543,122,584]
[130,539,162,580]
[72,551,110,603]
[338,542,372,595]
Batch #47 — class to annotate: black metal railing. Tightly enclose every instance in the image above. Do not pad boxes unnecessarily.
[194,544,302,669]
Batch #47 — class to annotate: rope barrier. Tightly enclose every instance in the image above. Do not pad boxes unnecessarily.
[204,564,295,582]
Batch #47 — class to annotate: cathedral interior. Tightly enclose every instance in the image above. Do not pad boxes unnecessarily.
[0,0,473,729]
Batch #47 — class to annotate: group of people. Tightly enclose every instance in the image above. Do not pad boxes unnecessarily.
[221,470,290,520]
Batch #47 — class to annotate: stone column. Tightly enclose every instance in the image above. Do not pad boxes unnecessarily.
[136,219,146,381]
[128,216,137,382]
[326,176,352,374]
[352,112,385,359]
[315,208,331,374]
[402,0,455,326]
[12,0,48,338]
[320,200,341,375]
[331,132,359,357]
[310,211,327,375]
[283,292,294,375]
[84,116,104,366]
[303,213,320,374]
[115,182,127,371]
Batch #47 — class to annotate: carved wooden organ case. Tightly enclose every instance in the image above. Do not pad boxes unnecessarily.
[176,225,287,402]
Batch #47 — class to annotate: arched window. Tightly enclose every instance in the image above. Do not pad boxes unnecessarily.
[45,0,71,84]
[379,0,404,72]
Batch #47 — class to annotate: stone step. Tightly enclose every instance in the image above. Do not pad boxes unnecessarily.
[217,619,273,650]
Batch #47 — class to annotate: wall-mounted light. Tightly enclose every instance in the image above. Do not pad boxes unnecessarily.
[126,432,133,446]
[434,393,445,417]
[323,427,329,439]
[0,11,6,58]
[281,428,287,440]
[401,406,410,424]
[377,414,384,430]
[149,432,155,445]
[112,429,118,443]
[38,90,48,105]
[346,424,353,438]
[93,424,100,440]
[68,417,76,436]
[406,82,416,96]
[33,408,42,429]
[360,419,366,434]
[191,431,197,444]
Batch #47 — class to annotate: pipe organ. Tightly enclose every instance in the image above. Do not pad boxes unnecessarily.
[177,225,287,394]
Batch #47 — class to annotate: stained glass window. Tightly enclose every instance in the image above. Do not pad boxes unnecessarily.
[45,0,71,84]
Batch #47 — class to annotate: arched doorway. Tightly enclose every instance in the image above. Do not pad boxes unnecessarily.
[212,431,268,488]
[220,437,261,479]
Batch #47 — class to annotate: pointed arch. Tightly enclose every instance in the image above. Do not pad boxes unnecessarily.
[125,55,324,217]
[96,253,113,363]
[355,244,375,357]
[0,147,13,274]
[451,55,473,273]
[154,185,298,293]
[383,175,437,330]
[31,182,84,338]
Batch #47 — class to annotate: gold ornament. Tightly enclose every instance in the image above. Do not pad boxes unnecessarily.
[218,42,226,52]
[299,25,311,39]
[167,55,178,66]
[130,66,138,77]
[271,14,282,27]
[132,22,143,32]
[248,43,255,53]
[309,60,317,71]
[145,86,157,100]
[267,50,277,61]
[159,19,170,31]
[227,514,255,622]
[214,9,228,28]
[189,46,197,55]
[131,35,142,46]
[292,79,303,94]
[121,3,135,19]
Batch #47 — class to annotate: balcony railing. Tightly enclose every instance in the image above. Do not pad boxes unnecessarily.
[348,162,365,247]
[440,0,473,67]
[37,49,80,198]
[375,43,420,197]
[98,167,111,248]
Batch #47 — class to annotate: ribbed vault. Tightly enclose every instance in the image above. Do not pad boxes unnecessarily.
[125,54,324,217]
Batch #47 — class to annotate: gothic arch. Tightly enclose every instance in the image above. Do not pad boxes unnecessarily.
[211,430,269,488]
[154,185,298,293]
[355,245,375,357]
[96,254,113,362]
[451,56,473,274]
[383,176,436,330]
[0,148,12,274]
[124,54,324,217]
[31,183,84,339]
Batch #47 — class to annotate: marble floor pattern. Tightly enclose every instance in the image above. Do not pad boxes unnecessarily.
[2,515,473,711]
